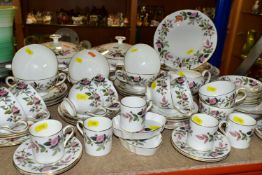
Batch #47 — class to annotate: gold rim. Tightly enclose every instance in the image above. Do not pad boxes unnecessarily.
[0,135,29,147]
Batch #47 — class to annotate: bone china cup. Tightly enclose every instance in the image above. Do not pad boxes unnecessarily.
[0,87,27,132]
[5,72,66,96]
[77,117,112,156]
[120,96,152,132]
[199,81,247,108]
[219,112,256,149]
[9,82,49,121]
[187,113,219,151]
[29,119,75,164]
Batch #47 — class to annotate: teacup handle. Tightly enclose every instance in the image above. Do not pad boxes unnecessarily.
[62,125,75,147]
[235,87,247,105]
[104,102,120,111]
[115,70,127,83]
[202,70,211,84]
[146,100,153,112]
[5,76,16,87]
[0,120,28,134]
[76,120,84,135]
[61,98,77,117]
[54,72,66,87]
[218,121,229,135]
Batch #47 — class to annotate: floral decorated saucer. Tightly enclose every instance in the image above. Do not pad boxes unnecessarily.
[0,135,29,147]
[42,83,68,106]
[113,112,166,140]
[255,119,262,140]
[13,137,82,175]
[171,127,231,162]
[113,79,145,97]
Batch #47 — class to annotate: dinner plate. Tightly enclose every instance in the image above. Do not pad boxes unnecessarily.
[154,10,217,70]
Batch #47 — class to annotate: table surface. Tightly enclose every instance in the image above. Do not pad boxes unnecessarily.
[1,104,262,175]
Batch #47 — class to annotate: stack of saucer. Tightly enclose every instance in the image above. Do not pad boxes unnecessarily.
[218,75,262,118]
[42,83,68,106]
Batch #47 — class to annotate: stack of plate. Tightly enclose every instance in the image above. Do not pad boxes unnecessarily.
[218,75,262,118]
[113,78,146,97]
[42,83,69,106]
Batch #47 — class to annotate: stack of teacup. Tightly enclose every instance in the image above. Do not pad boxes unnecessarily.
[198,80,247,121]
[113,96,166,156]
[60,74,120,121]
[5,44,66,97]
[0,83,50,146]
[114,43,161,96]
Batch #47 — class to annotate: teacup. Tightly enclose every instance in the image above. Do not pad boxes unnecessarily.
[169,69,211,95]
[198,99,234,121]
[199,81,247,108]
[77,117,112,156]
[170,76,194,115]
[120,96,152,132]
[5,72,66,96]
[146,75,173,109]
[115,70,157,86]
[9,82,49,121]
[219,112,256,149]
[187,113,219,151]
[62,78,119,117]
[92,74,120,109]
[29,119,75,164]
[0,87,27,133]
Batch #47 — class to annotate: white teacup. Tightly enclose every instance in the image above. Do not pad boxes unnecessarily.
[9,82,49,121]
[146,75,173,109]
[120,96,152,132]
[199,81,247,108]
[169,69,211,95]
[187,113,219,151]
[0,87,27,133]
[77,117,113,156]
[29,119,75,164]
[219,112,256,149]
[5,72,66,96]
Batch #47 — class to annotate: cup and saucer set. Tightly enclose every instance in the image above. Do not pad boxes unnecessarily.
[5,44,69,107]
[13,119,83,174]
[0,83,50,147]
[112,96,166,156]
[58,75,120,125]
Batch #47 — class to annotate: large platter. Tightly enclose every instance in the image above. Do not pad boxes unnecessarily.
[154,10,217,70]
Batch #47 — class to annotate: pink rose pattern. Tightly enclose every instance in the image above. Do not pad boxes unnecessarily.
[14,138,81,173]
[85,133,111,151]
[202,93,236,108]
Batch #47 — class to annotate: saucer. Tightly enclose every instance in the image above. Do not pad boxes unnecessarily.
[235,102,262,115]
[171,127,231,162]
[113,112,166,140]
[255,119,262,140]
[151,102,198,120]
[13,137,82,175]
[114,79,145,97]
[165,119,189,130]
[42,83,68,103]
[0,123,28,138]
[0,135,29,147]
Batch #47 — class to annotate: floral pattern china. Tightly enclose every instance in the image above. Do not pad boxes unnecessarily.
[255,119,262,140]
[84,133,112,152]
[171,127,231,162]
[13,137,82,174]
[154,10,217,70]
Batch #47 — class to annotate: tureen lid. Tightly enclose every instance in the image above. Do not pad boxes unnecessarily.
[93,36,131,60]
[42,34,78,60]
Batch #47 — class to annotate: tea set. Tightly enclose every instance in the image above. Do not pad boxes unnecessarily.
[0,9,261,174]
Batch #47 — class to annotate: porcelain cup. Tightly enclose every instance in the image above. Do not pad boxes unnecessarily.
[146,75,173,109]
[0,87,28,133]
[29,119,75,164]
[198,99,234,121]
[115,70,157,86]
[92,74,120,110]
[120,96,152,132]
[77,117,113,156]
[219,112,256,149]
[199,81,247,108]
[187,113,219,151]
[169,69,211,95]
[9,82,49,122]
[5,72,66,96]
